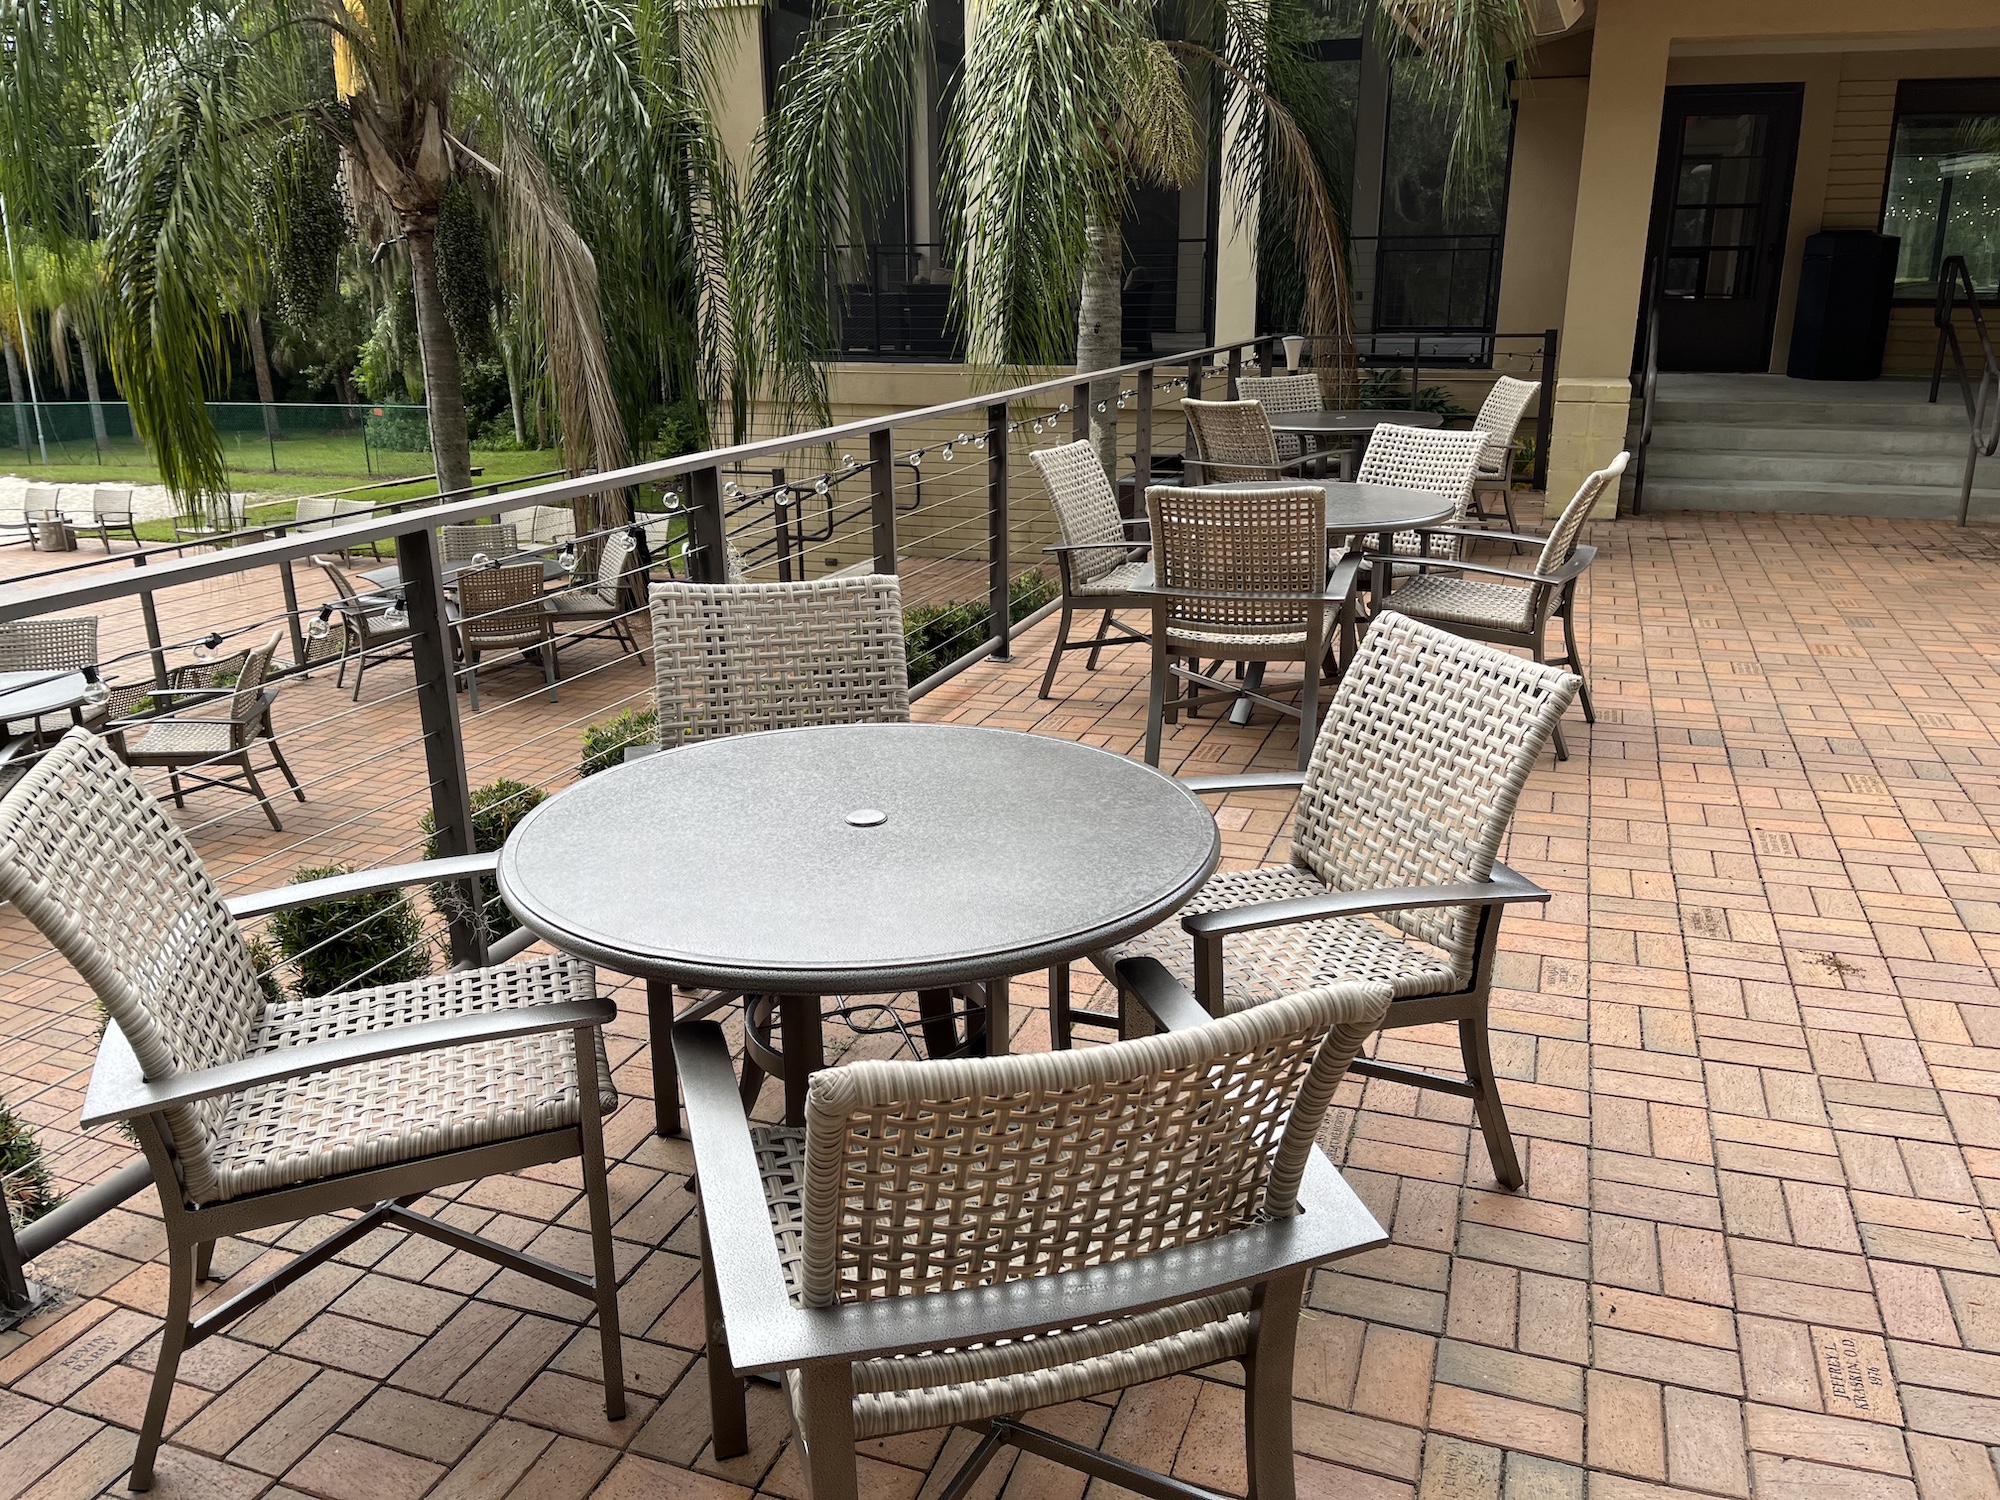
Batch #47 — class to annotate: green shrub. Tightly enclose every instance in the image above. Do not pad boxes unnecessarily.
[579,707,660,779]
[364,408,433,452]
[421,779,548,939]
[1355,369,1473,422]
[0,1092,62,1228]
[902,572,1057,684]
[266,864,431,999]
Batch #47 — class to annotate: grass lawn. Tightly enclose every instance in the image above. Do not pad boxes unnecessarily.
[3,433,565,503]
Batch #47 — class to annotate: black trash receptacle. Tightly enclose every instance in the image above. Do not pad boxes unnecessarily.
[1787,230,1900,381]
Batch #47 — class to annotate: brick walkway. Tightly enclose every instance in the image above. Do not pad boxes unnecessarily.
[4,511,2000,1498]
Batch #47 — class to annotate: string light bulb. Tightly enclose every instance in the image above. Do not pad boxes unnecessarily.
[941,444,954,462]
[308,604,332,642]
[191,632,222,664]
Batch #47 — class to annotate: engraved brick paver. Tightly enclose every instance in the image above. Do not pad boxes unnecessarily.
[4,511,2000,1495]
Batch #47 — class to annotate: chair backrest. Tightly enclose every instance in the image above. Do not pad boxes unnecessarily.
[92,487,134,521]
[1354,424,1490,561]
[223,633,284,736]
[23,485,62,519]
[293,496,340,531]
[1235,374,1324,462]
[312,555,366,607]
[1183,399,1282,482]
[0,730,268,1204]
[1471,376,1539,475]
[1535,452,1627,580]
[1030,440,1132,587]
[795,977,1392,1307]
[649,576,911,748]
[0,616,99,673]
[593,529,638,606]
[1293,611,1578,980]
[458,563,548,648]
[440,522,519,567]
[523,505,578,547]
[1146,483,1326,639]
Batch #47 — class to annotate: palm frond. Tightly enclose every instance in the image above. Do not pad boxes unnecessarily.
[1373,0,1528,197]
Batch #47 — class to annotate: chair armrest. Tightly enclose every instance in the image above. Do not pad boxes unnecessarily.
[1114,956,1213,1033]
[1178,771,1307,794]
[1182,862,1550,939]
[1182,456,1320,480]
[681,1006,1387,1375]
[1138,584,1349,605]
[1374,552,1591,587]
[82,994,615,1127]
[225,852,499,921]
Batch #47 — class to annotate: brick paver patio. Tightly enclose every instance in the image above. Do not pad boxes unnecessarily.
[4,509,2000,1498]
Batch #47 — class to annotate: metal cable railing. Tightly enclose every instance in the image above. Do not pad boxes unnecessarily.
[1928,254,2000,527]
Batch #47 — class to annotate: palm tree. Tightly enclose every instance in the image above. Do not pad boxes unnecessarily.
[753,0,1528,469]
[0,0,667,521]
[40,241,115,455]
[0,274,33,455]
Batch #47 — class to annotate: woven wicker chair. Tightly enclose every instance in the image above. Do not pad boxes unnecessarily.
[106,631,306,830]
[90,486,140,549]
[440,521,521,568]
[647,576,927,1132]
[1029,440,1153,699]
[312,555,416,701]
[457,561,558,712]
[0,730,626,1489]
[1351,423,1489,571]
[676,965,1393,1500]
[1182,399,1318,484]
[1377,453,1623,762]
[0,615,110,737]
[1235,374,1324,465]
[1143,483,1354,773]
[548,528,643,658]
[1096,611,1578,1190]
[1466,376,1539,538]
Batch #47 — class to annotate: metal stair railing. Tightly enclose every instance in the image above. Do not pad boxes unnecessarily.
[1928,254,2000,527]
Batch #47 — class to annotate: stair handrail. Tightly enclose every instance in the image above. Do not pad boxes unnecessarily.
[1928,253,2000,527]
[1629,256,1664,513]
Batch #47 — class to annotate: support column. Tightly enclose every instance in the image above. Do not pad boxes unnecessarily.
[1545,1,1669,517]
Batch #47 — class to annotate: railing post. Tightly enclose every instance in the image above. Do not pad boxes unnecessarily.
[0,1199,40,1327]
[397,523,483,967]
[988,401,1010,661]
[1184,357,1203,460]
[1135,372,1154,496]
[1226,346,1242,398]
[132,554,169,689]
[870,427,898,573]
[1534,327,1558,494]
[278,555,308,670]
[1072,382,1090,442]
[687,466,728,582]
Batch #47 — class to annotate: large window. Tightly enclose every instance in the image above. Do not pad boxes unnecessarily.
[1881,78,2000,300]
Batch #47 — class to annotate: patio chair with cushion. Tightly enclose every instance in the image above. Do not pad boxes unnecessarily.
[311,554,417,701]
[548,528,643,659]
[1376,452,1624,761]
[1029,440,1152,699]
[440,521,521,569]
[0,729,626,1490]
[106,631,305,830]
[676,964,1393,1500]
[646,575,921,1131]
[90,486,141,549]
[457,561,558,712]
[1351,422,1490,571]
[0,615,110,738]
[1235,373,1324,464]
[1181,398,1319,484]
[1143,482,1355,773]
[1466,375,1540,539]
[1094,610,1579,1190]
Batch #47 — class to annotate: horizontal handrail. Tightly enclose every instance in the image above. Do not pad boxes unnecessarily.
[1928,254,2000,527]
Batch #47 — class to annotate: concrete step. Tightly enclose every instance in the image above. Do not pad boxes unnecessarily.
[1643,449,1980,488]
[1645,423,1967,457]
[1648,397,1966,429]
[1636,476,2000,519]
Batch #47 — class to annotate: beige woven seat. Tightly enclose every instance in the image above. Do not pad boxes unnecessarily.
[547,528,643,658]
[439,521,520,567]
[678,965,1393,1500]
[1094,611,1579,1191]
[1235,373,1324,465]
[1144,483,1352,772]
[0,615,110,737]
[1467,375,1539,536]
[1028,440,1153,699]
[1377,453,1625,760]
[1351,423,1489,573]
[1181,398,1318,484]
[312,554,416,701]
[457,561,558,712]
[109,631,305,830]
[0,730,626,1489]
[646,575,920,1134]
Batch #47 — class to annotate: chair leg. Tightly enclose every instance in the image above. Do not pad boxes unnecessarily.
[699,1213,748,1458]
[266,735,307,803]
[241,757,283,832]
[780,992,822,1127]
[1242,1267,1309,1500]
[797,1362,861,1500]
[1461,1008,1524,1190]
[1533,634,1569,762]
[1083,609,1117,671]
[192,1239,214,1282]
[917,988,960,1058]
[1039,602,1073,699]
[465,651,480,714]
[1049,962,1072,1051]
[1145,616,1169,766]
[167,769,185,809]
[541,639,559,704]
[1297,644,1321,775]
[574,1026,627,1422]
[350,650,367,703]
[647,978,680,1137]
[1561,605,1595,722]
[130,1237,198,1491]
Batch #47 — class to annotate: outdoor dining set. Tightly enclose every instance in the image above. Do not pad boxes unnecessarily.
[0,378,1623,1500]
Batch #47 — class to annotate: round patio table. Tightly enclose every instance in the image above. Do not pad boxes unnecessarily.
[0,670,95,726]
[1267,408,1446,479]
[498,721,1221,1131]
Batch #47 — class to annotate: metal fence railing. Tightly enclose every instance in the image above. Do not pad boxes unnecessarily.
[0,399,448,479]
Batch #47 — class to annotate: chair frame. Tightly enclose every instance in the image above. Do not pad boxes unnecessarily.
[1466,376,1540,540]
[74,852,627,1490]
[311,555,417,702]
[457,562,559,712]
[1181,399,1322,485]
[1031,441,1154,699]
[90,486,141,550]
[674,960,1388,1500]
[549,529,645,661]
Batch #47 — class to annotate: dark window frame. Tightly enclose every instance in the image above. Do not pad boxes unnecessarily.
[1877,75,2000,305]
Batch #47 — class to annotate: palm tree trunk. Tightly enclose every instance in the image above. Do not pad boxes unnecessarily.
[246,308,281,441]
[403,217,474,500]
[76,331,110,453]
[3,341,27,453]
[498,323,526,446]
[1075,203,1124,479]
